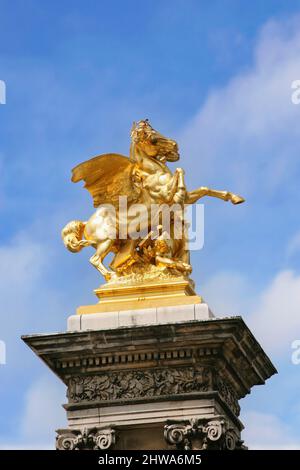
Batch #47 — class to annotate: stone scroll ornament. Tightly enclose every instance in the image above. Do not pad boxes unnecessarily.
[164,418,245,450]
[61,120,244,283]
[56,427,116,451]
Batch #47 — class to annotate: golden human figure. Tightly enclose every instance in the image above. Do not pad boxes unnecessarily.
[62,120,244,291]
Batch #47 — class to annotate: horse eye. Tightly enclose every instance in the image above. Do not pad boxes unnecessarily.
[151,137,158,144]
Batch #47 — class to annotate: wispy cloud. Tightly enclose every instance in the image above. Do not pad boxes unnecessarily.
[287,230,300,257]
[242,411,300,450]
[202,268,300,358]
[0,375,65,450]
[180,16,300,198]
[249,270,300,357]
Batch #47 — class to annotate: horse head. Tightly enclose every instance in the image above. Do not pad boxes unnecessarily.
[130,119,179,163]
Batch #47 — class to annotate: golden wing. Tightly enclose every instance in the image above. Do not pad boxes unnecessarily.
[71,153,140,208]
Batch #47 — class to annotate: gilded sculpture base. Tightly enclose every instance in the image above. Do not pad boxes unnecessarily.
[77,277,201,315]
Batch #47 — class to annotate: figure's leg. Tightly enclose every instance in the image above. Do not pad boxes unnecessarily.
[89,239,115,281]
[154,235,191,274]
[186,187,245,205]
[173,235,190,266]
[155,255,192,274]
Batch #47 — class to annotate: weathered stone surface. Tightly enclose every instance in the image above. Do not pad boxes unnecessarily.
[56,426,116,450]
[22,314,277,450]
[67,366,211,402]
[164,416,247,450]
[67,302,214,332]
[22,316,276,400]
[66,397,236,429]
[66,366,240,416]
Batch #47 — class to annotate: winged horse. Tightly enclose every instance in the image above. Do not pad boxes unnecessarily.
[62,120,244,281]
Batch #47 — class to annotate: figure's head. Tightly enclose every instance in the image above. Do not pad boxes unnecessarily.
[154,238,169,254]
[130,120,179,162]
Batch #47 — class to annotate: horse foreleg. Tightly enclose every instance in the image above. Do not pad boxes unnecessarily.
[186,187,245,205]
[173,168,187,204]
[89,239,115,281]
[166,170,179,202]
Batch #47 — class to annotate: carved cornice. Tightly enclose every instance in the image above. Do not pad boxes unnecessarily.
[22,317,277,401]
[56,427,116,450]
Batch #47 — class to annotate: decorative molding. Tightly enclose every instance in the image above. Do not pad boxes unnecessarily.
[164,417,244,450]
[56,427,116,450]
[213,375,240,416]
[23,317,277,402]
[55,346,219,371]
[67,367,212,403]
[67,366,240,417]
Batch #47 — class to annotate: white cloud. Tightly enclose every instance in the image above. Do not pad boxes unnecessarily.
[0,233,65,359]
[0,234,48,360]
[0,234,45,291]
[180,16,300,196]
[202,268,300,357]
[0,227,74,448]
[201,271,253,316]
[0,376,66,450]
[242,411,300,449]
[248,270,300,356]
[21,376,66,442]
[0,443,53,450]
[178,15,300,451]
[0,214,80,344]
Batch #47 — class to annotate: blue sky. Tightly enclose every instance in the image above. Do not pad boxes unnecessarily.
[1,0,300,448]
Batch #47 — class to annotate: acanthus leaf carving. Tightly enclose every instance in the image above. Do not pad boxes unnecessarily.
[67,366,212,403]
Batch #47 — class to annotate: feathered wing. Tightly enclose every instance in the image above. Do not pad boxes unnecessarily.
[71,153,140,208]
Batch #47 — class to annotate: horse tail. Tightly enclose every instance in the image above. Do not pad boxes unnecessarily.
[61,220,92,253]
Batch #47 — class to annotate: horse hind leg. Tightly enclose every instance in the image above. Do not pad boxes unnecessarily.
[89,239,115,281]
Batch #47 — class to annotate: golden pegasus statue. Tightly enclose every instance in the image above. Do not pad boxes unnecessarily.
[62,120,244,306]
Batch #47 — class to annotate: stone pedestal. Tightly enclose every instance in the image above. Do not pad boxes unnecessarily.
[22,303,276,450]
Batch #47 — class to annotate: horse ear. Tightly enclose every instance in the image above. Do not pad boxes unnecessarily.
[131,121,136,134]
[144,119,153,130]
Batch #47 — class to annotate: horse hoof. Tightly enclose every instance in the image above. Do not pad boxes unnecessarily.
[104,272,113,281]
[231,195,245,205]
